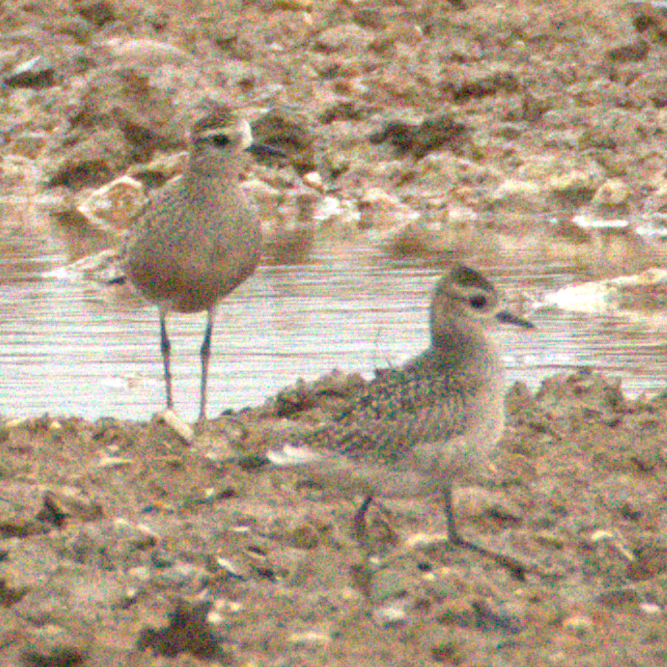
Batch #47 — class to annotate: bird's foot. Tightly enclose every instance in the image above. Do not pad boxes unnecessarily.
[448,531,528,581]
[351,500,399,557]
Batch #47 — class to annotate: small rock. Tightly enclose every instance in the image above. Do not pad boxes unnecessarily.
[76,175,147,235]
[533,530,567,550]
[562,614,595,636]
[472,599,522,633]
[628,540,667,580]
[20,623,88,667]
[38,487,104,527]
[1,537,61,599]
[14,566,134,621]
[111,518,160,549]
[446,63,520,100]
[639,602,662,616]
[72,0,116,26]
[8,130,49,159]
[369,566,413,604]
[313,195,360,234]
[251,105,317,175]
[3,56,56,89]
[127,151,186,188]
[595,586,640,608]
[405,532,450,550]
[95,455,134,470]
[153,562,209,590]
[431,639,466,664]
[534,370,627,418]
[287,520,321,550]
[591,178,632,210]
[436,598,477,627]
[455,487,523,526]
[590,529,636,562]
[303,171,324,191]
[273,0,313,9]
[605,39,650,63]
[490,179,545,213]
[315,24,374,53]
[565,78,630,107]
[628,71,667,108]
[103,37,194,68]
[372,601,408,627]
[548,167,605,202]
[46,128,132,190]
[369,112,469,158]
[370,219,449,260]
[195,430,238,462]
[212,557,246,581]
[64,519,160,569]
[160,409,194,444]
[287,629,333,646]
[358,187,420,230]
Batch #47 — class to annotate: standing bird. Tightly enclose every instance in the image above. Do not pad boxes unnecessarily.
[125,102,271,423]
[266,266,534,560]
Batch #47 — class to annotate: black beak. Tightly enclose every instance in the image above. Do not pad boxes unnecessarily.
[496,310,535,329]
[245,143,288,159]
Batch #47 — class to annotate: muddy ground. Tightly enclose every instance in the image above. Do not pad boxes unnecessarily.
[2,0,667,664]
[2,370,667,666]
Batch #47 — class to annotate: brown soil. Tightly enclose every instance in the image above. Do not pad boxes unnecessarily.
[2,370,667,666]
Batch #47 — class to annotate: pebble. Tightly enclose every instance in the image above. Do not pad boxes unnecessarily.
[160,409,194,444]
[372,602,408,627]
[562,614,595,636]
[287,630,333,646]
[76,174,147,234]
[490,179,545,213]
[153,562,209,590]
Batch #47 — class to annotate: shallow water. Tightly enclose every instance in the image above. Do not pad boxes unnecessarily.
[1,234,667,421]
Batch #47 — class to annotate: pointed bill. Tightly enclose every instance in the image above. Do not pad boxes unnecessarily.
[495,310,534,329]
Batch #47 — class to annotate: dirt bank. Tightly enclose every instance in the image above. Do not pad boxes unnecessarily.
[1,369,667,665]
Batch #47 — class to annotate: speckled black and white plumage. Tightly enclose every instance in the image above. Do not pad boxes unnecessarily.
[267,266,533,546]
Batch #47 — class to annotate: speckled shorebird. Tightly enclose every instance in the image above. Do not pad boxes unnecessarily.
[266,266,534,561]
[125,101,279,422]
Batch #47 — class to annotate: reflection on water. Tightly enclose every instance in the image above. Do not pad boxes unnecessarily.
[0,235,666,421]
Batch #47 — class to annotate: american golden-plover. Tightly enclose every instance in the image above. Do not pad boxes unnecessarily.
[267,265,533,565]
[126,101,280,422]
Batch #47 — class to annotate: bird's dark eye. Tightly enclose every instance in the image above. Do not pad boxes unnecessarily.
[210,134,230,148]
[470,294,487,309]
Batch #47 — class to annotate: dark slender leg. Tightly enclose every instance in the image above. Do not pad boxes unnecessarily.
[443,484,488,552]
[443,484,465,546]
[442,485,527,580]
[351,495,374,544]
[159,307,173,410]
[198,308,216,423]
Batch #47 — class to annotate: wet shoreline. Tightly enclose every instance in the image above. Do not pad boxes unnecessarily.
[2,241,667,422]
